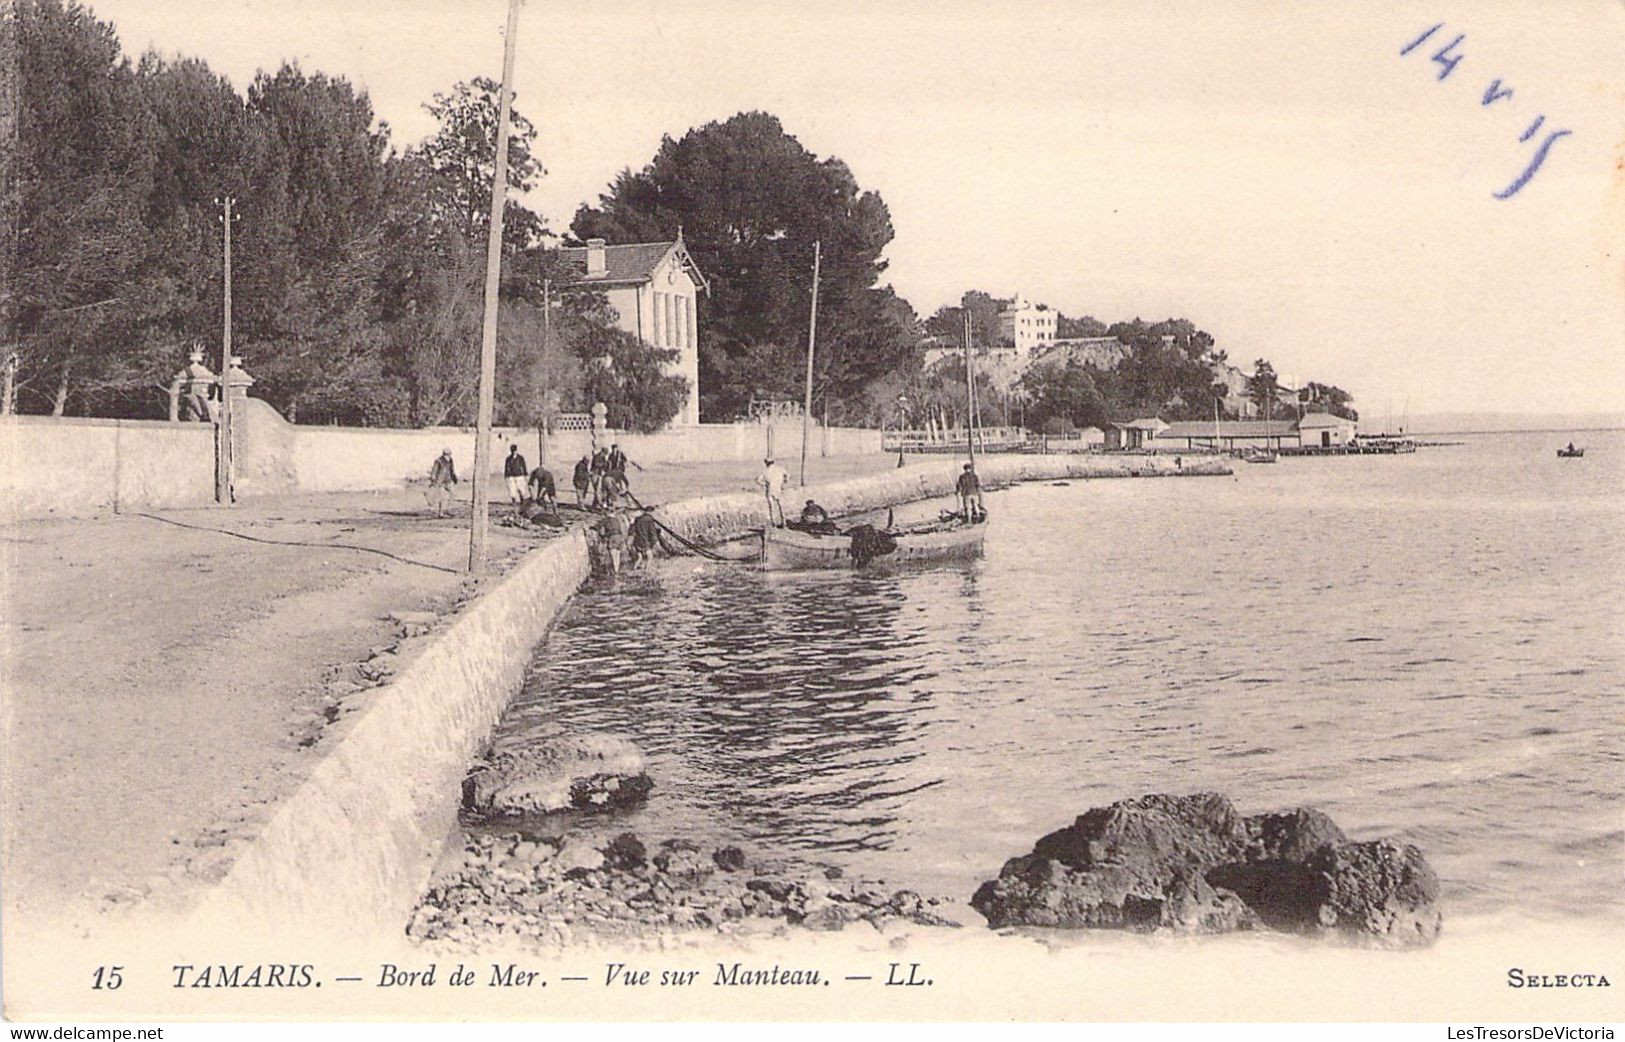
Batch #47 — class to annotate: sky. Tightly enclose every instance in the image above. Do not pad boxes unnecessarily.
[87,0,1625,418]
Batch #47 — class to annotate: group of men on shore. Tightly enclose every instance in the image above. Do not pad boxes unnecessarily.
[570,443,639,510]
[426,442,660,574]
[424,441,641,520]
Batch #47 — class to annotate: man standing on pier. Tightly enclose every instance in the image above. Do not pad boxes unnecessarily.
[503,444,529,504]
[572,455,592,508]
[758,456,788,527]
[427,448,458,518]
[957,463,983,521]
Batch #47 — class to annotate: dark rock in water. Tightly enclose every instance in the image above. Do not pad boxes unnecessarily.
[712,846,748,872]
[970,792,1441,948]
[461,735,652,822]
[1305,839,1442,948]
[1208,807,1350,928]
[1244,807,1348,863]
[1033,792,1248,871]
[604,832,647,870]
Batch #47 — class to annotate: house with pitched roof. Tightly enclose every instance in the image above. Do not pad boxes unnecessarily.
[1102,416,1169,450]
[1295,411,1358,448]
[558,235,710,426]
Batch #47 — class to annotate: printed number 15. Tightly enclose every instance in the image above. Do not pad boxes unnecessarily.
[92,965,124,990]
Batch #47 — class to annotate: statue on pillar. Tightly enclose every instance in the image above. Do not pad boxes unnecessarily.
[169,348,218,422]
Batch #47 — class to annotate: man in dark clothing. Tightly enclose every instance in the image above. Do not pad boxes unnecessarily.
[503,444,529,503]
[598,508,630,573]
[607,443,629,474]
[795,499,838,534]
[589,448,610,508]
[426,448,458,517]
[629,506,661,568]
[956,462,983,521]
[572,455,592,507]
[528,464,557,514]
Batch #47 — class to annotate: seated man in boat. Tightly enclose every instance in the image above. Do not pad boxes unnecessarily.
[956,463,984,522]
[791,499,839,535]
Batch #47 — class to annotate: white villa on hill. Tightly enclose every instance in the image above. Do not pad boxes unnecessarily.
[997,294,1057,358]
[559,235,710,426]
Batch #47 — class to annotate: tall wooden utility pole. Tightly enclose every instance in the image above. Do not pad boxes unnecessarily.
[536,275,550,466]
[963,311,977,469]
[215,196,236,504]
[468,0,522,574]
[799,240,821,487]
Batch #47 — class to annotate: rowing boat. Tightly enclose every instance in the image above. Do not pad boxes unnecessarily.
[760,516,987,571]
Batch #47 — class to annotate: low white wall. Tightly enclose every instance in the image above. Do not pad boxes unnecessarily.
[2,406,884,519]
[292,421,880,492]
[289,423,535,493]
[530,421,880,470]
[188,530,592,941]
[0,416,216,519]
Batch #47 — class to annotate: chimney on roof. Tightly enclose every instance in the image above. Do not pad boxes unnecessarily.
[586,238,606,276]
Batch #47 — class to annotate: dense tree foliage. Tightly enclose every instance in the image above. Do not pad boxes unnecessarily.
[1248,358,1280,415]
[571,111,918,420]
[1019,360,1109,432]
[2,0,679,429]
[1299,381,1358,421]
[1056,313,1108,338]
[923,291,1007,351]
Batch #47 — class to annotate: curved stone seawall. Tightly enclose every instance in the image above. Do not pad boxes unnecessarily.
[186,452,1227,942]
[189,530,592,942]
[656,453,1230,546]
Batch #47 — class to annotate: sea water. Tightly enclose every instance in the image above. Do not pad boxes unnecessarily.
[492,430,1624,929]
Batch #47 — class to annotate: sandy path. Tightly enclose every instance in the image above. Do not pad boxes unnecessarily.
[0,453,898,928]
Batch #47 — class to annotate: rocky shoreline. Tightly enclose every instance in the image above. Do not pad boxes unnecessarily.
[408,829,960,949]
[410,733,959,949]
[417,730,1443,951]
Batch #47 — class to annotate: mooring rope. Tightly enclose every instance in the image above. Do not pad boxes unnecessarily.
[623,491,754,563]
[131,512,461,574]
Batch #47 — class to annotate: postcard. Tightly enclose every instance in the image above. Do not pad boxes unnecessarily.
[2,0,1621,1027]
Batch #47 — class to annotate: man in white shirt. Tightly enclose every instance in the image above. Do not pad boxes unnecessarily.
[757,456,788,527]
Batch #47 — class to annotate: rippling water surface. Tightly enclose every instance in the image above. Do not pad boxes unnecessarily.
[495,431,1624,925]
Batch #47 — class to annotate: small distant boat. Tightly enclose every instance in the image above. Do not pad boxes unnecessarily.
[1242,447,1278,464]
[761,516,987,571]
[1557,446,1585,458]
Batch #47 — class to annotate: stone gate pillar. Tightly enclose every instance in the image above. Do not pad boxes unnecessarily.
[590,402,608,453]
